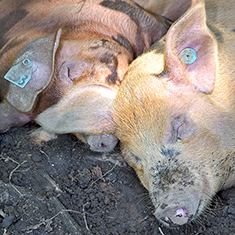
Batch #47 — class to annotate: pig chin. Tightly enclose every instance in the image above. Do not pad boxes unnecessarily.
[148,163,212,227]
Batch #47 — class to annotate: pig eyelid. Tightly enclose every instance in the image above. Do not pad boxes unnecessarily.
[171,115,196,141]
[67,66,71,79]
[153,71,166,79]
[176,125,183,141]
[171,116,184,142]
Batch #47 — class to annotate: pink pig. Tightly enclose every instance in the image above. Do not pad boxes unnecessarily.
[0,0,170,151]
[132,0,195,21]
[80,0,235,227]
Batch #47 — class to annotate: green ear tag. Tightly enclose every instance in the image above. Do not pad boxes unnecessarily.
[179,48,197,65]
[4,58,33,88]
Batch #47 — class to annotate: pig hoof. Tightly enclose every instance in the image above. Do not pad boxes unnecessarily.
[87,134,118,152]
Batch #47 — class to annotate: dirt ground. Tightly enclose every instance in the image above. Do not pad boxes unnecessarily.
[1,124,235,235]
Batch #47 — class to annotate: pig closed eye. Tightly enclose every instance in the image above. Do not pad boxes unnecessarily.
[64,62,91,82]
[171,115,196,142]
[57,62,75,81]
[67,66,71,79]
[64,64,78,81]
[171,116,184,142]
[176,123,184,140]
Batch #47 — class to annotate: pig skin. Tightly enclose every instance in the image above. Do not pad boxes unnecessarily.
[88,0,235,227]
[131,0,195,21]
[0,0,170,152]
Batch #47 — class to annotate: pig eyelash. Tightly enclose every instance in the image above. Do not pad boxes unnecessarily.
[176,125,183,141]
[67,66,71,79]
[66,65,79,81]
[56,62,73,81]
[153,71,166,79]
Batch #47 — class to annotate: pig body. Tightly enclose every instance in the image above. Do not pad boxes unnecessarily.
[132,0,194,21]
[86,0,235,227]
[0,0,169,151]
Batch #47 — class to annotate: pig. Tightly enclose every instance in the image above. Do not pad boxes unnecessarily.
[0,0,170,152]
[80,0,235,227]
[132,0,196,21]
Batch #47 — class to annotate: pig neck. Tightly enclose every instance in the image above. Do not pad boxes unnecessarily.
[204,0,235,149]
[208,43,235,146]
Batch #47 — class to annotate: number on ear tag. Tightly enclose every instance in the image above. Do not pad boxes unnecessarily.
[4,59,33,88]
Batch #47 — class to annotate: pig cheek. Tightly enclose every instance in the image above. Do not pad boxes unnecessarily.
[0,101,31,132]
[120,146,149,189]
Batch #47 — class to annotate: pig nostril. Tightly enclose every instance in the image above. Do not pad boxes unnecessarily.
[161,216,174,226]
[175,208,188,218]
[99,143,105,148]
[160,207,191,226]
[164,217,170,222]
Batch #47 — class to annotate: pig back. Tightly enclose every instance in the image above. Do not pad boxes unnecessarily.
[0,0,169,101]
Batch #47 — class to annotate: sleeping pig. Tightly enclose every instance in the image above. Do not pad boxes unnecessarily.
[0,0,170,151]
[132,0,195,21]
[81,0,235,227]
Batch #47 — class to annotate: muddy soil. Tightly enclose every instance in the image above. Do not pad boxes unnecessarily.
[1,124,235,235]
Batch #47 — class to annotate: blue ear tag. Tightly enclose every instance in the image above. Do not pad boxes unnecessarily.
[4,58,33,88]
[179,48,197,65]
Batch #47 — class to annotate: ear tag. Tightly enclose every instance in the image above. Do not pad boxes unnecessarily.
[179,48,197,65]
[4,58,33,88]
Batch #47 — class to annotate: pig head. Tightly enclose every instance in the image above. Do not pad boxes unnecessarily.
[82,0,235,227]
[0,0,170,152]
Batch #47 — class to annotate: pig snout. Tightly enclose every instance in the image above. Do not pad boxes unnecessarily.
[87,134,118,152]
[148,160,207,227]
[153,189,200,226]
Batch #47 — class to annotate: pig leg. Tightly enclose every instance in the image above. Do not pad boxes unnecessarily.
[0,101,31,132]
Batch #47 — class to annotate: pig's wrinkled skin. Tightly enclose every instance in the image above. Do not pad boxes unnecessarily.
[0,0,170,151]
[87,0,235,227]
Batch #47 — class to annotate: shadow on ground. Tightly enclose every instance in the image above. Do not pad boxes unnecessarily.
[1,124,235,235]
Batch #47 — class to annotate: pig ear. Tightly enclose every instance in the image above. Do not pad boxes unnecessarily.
[164,2,217,93]
[35,84,116,135]
[5,29,62,112]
